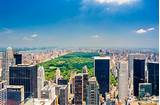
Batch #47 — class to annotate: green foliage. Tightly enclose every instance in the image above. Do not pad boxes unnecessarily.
[110,73,118,86]
[38,52,99,80]
[38,52,118,86]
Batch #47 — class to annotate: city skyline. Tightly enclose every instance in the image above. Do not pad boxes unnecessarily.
[0,0,158,48]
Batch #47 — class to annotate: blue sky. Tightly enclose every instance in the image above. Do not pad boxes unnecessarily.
[0,0,159,48]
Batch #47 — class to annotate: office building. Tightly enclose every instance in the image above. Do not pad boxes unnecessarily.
[59,85,68,105]
[139,83,152,98]
[14,53,22,65]
[86,77,99,105]
[133,59,145,96]
[147,62,159,96]
[74,74,83,105]
[2,47,14,84]
[9,64,38,99]
[118,61,128,103]
[128,54,145,93]
[7,85,24,105]
[0,81,7,105]
[94,56,110,98]
[82,65,88,101]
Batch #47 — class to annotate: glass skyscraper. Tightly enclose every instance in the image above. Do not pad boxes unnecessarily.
[133,59,145,96]
[9,64,38,99]
[94,56,110,98]
[13,53,22,65]
[147,62,159,96]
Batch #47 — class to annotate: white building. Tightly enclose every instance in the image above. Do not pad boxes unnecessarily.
[118,61,128,103]
[87,77,99,105]
[2,47,14,84]
[37,66,45,98]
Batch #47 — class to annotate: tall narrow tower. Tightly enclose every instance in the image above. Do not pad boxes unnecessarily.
[2,47,14,84]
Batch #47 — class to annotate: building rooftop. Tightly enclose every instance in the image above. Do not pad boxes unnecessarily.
[12,64,36,67]
[7,85,24,89]
[94,56,110,60]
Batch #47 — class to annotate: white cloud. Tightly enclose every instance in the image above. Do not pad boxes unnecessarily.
[83,0,138,5]
[91,35,100,38]
[136,27,155,34]
[136,29,147,34]
[31,33,38,38]
[23,33,38,41]
[147,27,155,31]
[23,37,34,41]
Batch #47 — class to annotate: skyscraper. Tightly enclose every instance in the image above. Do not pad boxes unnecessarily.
[14,53,22,65]
[133,59,145,96]
[2,47,14,84]
[118,61,128,103]
[74,74,83,105]
[94,56,110,98]
[147,62,159,96]
[0,80,7,105]
[82,65,88,102]
[59,85,68,105]
[7,85,24,105]
[86,77,99,105]
[9,64,38,99]
[37,66,45,98]
[128,54,145,93]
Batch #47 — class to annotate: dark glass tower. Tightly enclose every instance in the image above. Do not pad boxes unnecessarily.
[94,57,110,98]
[9,65,38,99]
[147,62,159,96]
[133,59,145,96]
[14,53,22,65]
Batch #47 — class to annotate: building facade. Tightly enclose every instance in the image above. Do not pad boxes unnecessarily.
[9,64,38,99]
[14,53,22,65]
[82,65,88,102]
[59,85,68,105]
[94,56,110,98]
[7,85,24,105]
[147,62,159,96]
[133,59,145,96]
[74,75,83,105]
[86,77,99,105]
[118,62,128,103]
[0,81,7,105]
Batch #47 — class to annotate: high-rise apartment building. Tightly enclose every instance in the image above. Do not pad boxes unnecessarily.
[86,77,99,105]
[74,74,83,105]
[82,65,88,102]
[59,85,68,105]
